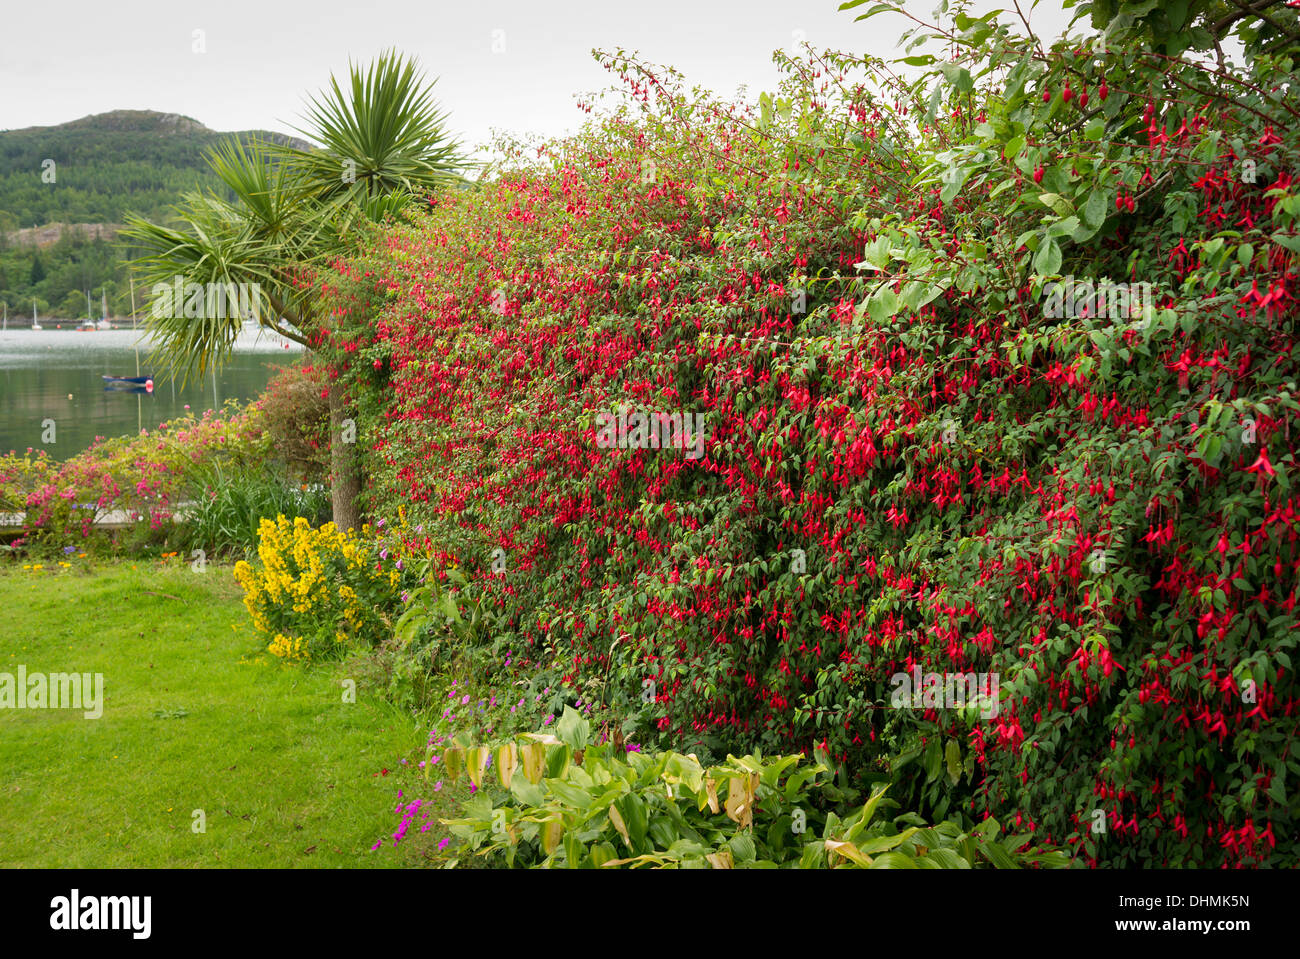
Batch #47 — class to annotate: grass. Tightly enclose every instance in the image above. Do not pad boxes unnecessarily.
[0,558,454,867]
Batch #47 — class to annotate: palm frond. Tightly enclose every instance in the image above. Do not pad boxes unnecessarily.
[286,49,472,203]
[120,201,304,384]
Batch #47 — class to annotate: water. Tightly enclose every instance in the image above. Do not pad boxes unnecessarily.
[0,325,304,457]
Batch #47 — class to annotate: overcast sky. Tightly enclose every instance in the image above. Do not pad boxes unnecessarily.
[1,0,1080,153]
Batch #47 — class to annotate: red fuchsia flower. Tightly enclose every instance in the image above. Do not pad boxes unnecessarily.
[1245,448,1276,479]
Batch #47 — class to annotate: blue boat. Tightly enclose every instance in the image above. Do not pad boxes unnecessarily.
[102,375,154,391]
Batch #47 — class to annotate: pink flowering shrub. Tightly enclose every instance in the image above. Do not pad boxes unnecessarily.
[0,403,269,551]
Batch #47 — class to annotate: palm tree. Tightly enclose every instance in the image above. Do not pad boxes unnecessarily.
[123,50,469,532]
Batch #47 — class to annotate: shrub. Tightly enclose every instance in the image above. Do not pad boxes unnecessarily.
[233,515,405,661]
[255,362,331,483]
[329,5,1300,866]
[0,404,268,553]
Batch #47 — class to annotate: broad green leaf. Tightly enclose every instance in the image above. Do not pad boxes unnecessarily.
[867,851,918,868]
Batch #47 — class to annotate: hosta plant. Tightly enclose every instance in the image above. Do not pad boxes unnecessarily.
[437,708,1069,869]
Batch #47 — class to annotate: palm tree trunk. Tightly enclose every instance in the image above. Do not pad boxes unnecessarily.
[328,378,361,533]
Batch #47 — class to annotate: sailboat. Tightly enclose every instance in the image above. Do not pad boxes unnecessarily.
[77,290,97,331]
[97,289,112,331]
[31,299,41,331]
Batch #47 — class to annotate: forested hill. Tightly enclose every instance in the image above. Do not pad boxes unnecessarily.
[0,110,312,230]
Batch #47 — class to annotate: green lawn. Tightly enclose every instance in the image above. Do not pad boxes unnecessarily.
[0,559,453,867]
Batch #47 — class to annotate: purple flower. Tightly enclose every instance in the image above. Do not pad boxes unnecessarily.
[438,838,450,851]
[461,694,470,705]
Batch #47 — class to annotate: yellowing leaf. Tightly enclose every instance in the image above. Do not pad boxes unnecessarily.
[465,746,489,788]
[705,848,734,869]
[542,817,564,856]
[724,773,757,829]
[520,742,547,784]
[825,839,873,867]
[442,746,463,783]
[496,743,518,789]
[705,776,721,814]
[609,803,632,849]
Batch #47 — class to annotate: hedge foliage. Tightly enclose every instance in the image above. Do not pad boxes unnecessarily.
[327,2,1300,865]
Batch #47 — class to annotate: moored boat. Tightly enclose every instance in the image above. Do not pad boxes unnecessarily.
[102,375,154,392]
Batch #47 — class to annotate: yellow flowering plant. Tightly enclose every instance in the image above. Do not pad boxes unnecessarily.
[234,515,404,662]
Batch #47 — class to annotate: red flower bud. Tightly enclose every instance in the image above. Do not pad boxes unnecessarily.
[1042,88,1051,103]
[1033,166,1044,184]
[1098,82,1109,100]
[1063,85,1074,103]
[1079,90,1089,108]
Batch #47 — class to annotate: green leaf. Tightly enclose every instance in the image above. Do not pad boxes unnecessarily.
[1038,193,1075,217]
[1083,188,1108,228]
[980,841,1021,869]
[868,851,919,868]
[1033,238,1062,275]
[938,62,974,93]
[945,739,962,785]
[555,705,590,750]
[867,287,899,325]
[923,740,942,783]
[728,831,757,863]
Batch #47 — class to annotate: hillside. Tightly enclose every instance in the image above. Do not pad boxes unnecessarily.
[0,110,312,229]
[0,111,312,318]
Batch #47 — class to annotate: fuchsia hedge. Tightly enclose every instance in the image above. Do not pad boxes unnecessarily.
[325,14,1300,866]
